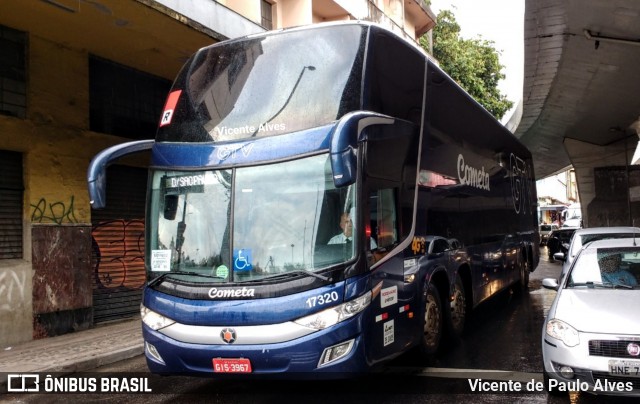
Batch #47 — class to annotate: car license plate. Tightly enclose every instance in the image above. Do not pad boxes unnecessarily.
[608,359,640,377]
[213,358,252,373]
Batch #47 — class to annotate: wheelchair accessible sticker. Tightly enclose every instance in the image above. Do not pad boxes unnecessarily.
[233,249,253,272]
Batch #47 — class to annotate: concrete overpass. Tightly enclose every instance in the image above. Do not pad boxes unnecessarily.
[515,0,640,227]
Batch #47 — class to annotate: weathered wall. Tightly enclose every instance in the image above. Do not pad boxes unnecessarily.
[0,34,125,346]
[0,259,32,346]
[32,225,92,338]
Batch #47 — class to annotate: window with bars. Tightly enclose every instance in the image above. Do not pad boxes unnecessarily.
[0,150,23,260]
[0,24,27,119]
[89,55,172,140]
[261,0,273,30]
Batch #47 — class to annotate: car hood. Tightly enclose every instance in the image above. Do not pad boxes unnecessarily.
[553,289,640,334]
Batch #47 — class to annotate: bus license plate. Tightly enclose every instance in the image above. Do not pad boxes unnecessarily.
[608,359,640,377]
[213,358,252,373]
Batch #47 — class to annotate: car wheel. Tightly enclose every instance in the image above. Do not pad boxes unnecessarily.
[447,274,466,338]
[420,283,443,356]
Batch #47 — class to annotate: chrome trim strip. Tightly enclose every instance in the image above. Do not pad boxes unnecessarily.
[159,321,316,345]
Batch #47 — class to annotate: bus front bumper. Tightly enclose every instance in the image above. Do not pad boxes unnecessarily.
[142,317,370,377]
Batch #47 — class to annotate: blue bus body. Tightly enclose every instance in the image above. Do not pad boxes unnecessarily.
[88,21,539,377]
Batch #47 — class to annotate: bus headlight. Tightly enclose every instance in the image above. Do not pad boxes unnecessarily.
[546,318,580,347]
[141,304,175,331]
[294,292,371,330]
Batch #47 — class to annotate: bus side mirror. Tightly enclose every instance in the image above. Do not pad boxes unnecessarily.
[87,139,154,209]
[329,111,394,187]
[164,195,179,220]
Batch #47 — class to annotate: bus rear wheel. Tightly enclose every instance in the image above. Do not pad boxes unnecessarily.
[448,274,466,338]
[420,283,443,356]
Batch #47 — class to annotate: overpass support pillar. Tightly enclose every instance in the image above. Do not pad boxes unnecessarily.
[564,136,640,228]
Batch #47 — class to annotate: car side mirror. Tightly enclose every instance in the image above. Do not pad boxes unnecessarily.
[553,252,565,262]
[163,194,179,220]
[542,278,559,291]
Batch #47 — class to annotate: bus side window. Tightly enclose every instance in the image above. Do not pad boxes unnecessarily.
[370,188,398,252]
[432,239,450,255]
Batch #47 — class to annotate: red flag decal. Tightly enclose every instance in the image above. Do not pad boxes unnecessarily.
[159,90,182,127]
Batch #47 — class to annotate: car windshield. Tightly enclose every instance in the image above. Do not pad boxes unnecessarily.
[570,233,639,257]
[147,153,356,283]
[568,247,640,289]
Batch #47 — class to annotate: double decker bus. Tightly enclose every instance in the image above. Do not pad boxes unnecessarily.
[87,21,539,376]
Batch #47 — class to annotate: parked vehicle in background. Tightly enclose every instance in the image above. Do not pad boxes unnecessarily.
[540,223,559,246]
[562,203,582,228]
[555,226,640,281]
[547,227,579,262]
[541,238,640,397]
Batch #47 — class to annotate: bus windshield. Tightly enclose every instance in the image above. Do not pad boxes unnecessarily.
[147,153,356,283]
[156,24,364,142]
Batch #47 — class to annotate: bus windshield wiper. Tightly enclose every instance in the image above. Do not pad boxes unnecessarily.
[148,271,226,287]
[262,270,331,282]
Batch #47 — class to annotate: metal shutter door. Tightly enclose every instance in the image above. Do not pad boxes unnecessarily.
[90,165,147,323]
[0,150,23,259]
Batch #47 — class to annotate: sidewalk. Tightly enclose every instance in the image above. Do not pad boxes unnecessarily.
[0,318,143,389]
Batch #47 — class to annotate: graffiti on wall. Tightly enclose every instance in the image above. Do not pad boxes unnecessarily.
[92,219,145,290]
[31,196,78,224]
[0,269,26,312]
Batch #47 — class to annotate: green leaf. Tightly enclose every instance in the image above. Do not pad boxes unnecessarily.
[422,9,513,120]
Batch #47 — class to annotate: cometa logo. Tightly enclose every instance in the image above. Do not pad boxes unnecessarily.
[208,287,256,299]
[457,154,490,191]
[220,328,237,344]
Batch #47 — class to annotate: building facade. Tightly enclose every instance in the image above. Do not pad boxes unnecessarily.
[0,0,435,346]
[536,169,579,225]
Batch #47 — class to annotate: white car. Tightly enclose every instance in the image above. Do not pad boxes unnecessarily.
[555,226,640,281]
[542,238,640,397]
[539,223,559,246]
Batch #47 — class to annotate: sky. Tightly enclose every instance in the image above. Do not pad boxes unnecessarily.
[429,0,525,123]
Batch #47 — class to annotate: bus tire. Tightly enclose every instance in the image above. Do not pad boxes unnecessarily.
[420,282,443,356]
[519,253,530,291]
[447,273,466,338]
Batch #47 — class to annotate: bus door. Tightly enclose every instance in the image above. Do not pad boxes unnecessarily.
[366,188,419,360]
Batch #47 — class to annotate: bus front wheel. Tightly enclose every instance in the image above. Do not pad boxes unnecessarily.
[420,283,443,356]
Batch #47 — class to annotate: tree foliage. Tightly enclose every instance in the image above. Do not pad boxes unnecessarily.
[421,10,513,120]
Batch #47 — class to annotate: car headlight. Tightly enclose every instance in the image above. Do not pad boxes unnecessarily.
[141,304,175,331]
[546,318,580,347]
[294,292,371,330]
